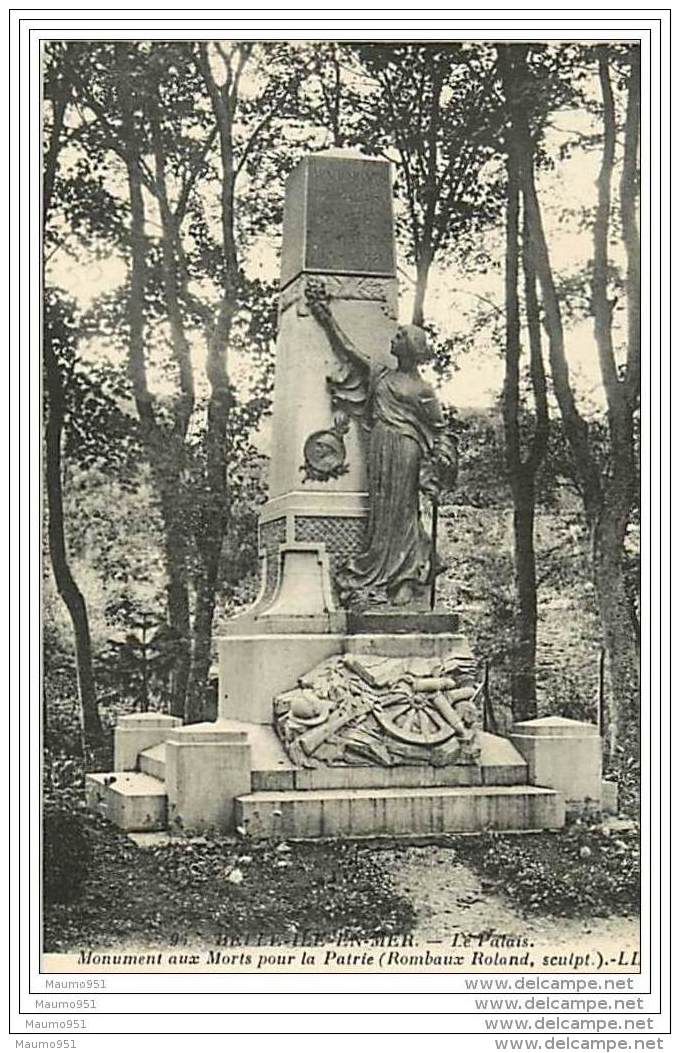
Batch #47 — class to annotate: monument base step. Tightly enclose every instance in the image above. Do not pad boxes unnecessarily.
[85,771,167,832]
[135,728,530,793]
[235,784,565,839]
[139,742,166,780]
[87,729,565,839]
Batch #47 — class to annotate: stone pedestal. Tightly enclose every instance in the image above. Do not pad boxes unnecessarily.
[218,627,474,725]
[219,631,346,724]
[113,713,182,771]
[164,723,252,834]
[262,544,337,617]
[510,716,602,815]
[347,610,459,634]
[345,631,472,660]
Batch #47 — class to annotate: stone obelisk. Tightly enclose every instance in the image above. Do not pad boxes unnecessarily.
[218,150,398,722]
[257,149,398,618]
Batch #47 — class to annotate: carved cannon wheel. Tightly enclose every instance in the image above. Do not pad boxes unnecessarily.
[374,692,457,746]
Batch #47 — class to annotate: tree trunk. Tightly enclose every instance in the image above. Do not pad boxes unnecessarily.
[185,363,234,723]
[148,104,199,718]
[43,81,103,758]
[411,61,444,328]
[589,47,640,756]
[44,340,104,756]
[512,476,539,717]
[498,43,544,720]
[185,44,243,722]
[187,554,221,724]
[124,145,192,718]
[412,241,434,327]
[502,67,536,717]
[517,43,641,750]
[517,220,549,721]
[159,479,192,718]
[118,57,193,719]
[592,490,640,756]
[519,154,603,508]
[621,46,641,398]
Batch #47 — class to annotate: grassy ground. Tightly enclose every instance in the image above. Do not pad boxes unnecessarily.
[44,813,639,954]
[44,815,417,952]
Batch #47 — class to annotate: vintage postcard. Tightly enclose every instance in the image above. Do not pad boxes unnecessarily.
[11,6,669,1042]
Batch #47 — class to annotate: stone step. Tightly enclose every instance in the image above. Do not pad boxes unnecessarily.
[236,784,565,839]
[139,742,166,780]
[85,771,168,832]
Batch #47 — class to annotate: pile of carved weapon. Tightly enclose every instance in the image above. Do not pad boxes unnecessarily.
[273,653,482,769]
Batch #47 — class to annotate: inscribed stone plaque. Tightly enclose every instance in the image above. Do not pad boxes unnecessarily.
[280,153,396,289]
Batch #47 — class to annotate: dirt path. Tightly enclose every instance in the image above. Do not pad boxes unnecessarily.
[382,844,639,966]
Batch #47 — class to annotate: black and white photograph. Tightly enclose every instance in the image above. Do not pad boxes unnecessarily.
[26,17,659,1005]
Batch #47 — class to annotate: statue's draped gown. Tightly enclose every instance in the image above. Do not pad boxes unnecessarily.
[338,365,442,598]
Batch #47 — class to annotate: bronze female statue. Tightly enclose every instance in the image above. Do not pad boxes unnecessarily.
[307,285,456,607]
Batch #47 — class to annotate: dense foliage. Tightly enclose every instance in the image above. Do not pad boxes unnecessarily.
[456,823,640,918]
[44,809,93,906]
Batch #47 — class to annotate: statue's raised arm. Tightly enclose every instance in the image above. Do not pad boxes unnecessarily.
[306,281,373,420]
[306,281,372,373]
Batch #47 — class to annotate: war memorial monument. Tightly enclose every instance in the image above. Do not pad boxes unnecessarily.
[87,151,604,839]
